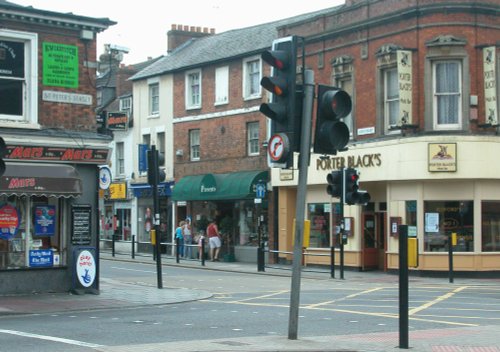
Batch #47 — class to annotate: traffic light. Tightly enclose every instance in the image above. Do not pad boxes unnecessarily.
[0,137,6,176]
[147,146,166,187]
[326,170,343,198]
[260,36,301,168]
[314,85,352,155]
[343,168,370,205]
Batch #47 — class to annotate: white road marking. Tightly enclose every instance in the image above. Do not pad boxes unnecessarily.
[0,329,104,348]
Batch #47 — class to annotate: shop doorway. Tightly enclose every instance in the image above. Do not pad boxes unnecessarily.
[362,212,386,270]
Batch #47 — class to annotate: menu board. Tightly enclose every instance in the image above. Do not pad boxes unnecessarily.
[71,205,92,245]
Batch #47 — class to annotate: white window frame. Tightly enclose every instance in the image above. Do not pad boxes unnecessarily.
[148,82,159,116]
[0,29,38,127]
[116,142,125,176]
[189,129,200,161]
[215,66,229,105]
[185,69,202,109]
[247,122,260,156]
[243,56,261,100]
[432,60,462,130]
[384,68,399,132]
[120,96,132,113]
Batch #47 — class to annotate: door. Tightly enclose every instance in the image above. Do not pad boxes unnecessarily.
[362,212,387,270]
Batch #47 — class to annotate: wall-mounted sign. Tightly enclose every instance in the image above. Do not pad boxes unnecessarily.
[75,249,96,288]
[71,205,92,245]
[483,47,498,125]
[428,143,457,172]
[42,42,78,88]
[107,112,128,130]
[99,166,112,190]
[0,204,20,240]
[34,205,56,236]
[4,144,109,164]
[42,90,92,105]
[29,250,54,267]
[397,50,413,125]
[109,182,127,199]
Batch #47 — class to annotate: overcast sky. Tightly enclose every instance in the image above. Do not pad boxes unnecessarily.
[13,0,344,64]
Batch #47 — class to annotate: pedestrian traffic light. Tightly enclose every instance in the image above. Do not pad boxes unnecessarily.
[343,168,370,205]
[0,137,6,177]
[260,36,301,168]
[314,85,352,155]
[326,170,343,198]
[147,146,166,187]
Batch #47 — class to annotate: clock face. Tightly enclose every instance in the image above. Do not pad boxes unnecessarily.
[99,167,112,190]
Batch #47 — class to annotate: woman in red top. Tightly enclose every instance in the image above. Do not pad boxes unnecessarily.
[206,219,221,261]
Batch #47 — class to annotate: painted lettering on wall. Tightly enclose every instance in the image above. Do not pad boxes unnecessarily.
[316,154,382,170]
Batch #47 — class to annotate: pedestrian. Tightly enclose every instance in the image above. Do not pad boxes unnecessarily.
[183,218,193,259]
[175,220,185,258]
[196,232,206,261]
[206,219,221,261]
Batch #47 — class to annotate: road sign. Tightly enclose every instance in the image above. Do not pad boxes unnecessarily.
[268,133,289,163]
[256,183,266,198]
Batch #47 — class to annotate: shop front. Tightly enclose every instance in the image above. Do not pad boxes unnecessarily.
[0,142,108,294]
[272,136,500,275]
[172,170,269,262]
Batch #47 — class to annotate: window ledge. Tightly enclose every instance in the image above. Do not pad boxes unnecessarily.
[0,121,41,129]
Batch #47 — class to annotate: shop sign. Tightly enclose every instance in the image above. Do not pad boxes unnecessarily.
[483,47,498,125]
[29,249,54,267]
[5,144,109,164]
[34,205,56,236]
[109,182,127,199]
[42,90,92,105]
[0,204,20,240]
[71,205,91,245]
[42,42,78,88]
[107,112,128,130]
[397,50,413,125]
[316,153,382,171]
[75,249,96,288]
[428,143,457,172]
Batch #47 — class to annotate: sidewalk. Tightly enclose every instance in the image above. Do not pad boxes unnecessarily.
[1,252,499,352]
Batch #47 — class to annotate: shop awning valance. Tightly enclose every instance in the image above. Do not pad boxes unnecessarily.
[172,170,268,201]
[0,162,82,198]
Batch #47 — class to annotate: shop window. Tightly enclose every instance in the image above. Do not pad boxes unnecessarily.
[0,196,64,270]
[481,201,500,252]
[115,208,131,241]
[0,31,38,125]
[308,203,331,248]
[424,201,473,252]
[406,200,417,227]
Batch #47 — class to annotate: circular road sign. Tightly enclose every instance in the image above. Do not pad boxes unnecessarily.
[268,133,290,163]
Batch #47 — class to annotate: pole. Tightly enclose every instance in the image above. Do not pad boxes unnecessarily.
[448,233,454,283]
[399,224,409,349]
[288,69,314,340]
[151,145,163,289]
[339,168,345,280]
[330,245,335,279]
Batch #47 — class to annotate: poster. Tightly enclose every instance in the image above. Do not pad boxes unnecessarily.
[425,212,439,233]
[42,42,78,88]
[0,204,20,240]
[34,205,56,236]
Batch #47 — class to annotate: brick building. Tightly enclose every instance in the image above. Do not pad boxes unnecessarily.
[0,1,114,293]
[271,0,500,274]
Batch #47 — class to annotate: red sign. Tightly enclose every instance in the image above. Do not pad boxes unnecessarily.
[5,145,109,164]
[0,204,20,240]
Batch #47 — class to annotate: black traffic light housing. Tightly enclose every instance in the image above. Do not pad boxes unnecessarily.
[147,145,166,187]
[0,137,6,176]
[343,168,370,205]
[314,85,352,155]
[260,36,301,168]
[326,170,343,198]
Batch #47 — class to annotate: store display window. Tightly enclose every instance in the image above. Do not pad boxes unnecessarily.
[308,203,331,248]
[0,195,65,270]
[481,201,500,252]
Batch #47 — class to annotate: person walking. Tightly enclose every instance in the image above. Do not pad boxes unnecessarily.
[183,219,193,259]
[206,219,221,261]
[175,220,185,258]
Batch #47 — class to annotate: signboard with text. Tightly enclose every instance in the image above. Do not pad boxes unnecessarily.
[42,42,78,88]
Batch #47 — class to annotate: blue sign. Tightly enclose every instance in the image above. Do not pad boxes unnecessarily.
[256,183,266,199]
[138,144,148,173]
[34,205,56,236]
[29,250,54,267]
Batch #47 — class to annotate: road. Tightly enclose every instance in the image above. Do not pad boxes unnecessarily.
[0,258,499,351]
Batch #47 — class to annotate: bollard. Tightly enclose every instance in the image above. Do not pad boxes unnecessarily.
[257,243,265,272]
[112,235,116,257]
[176,237,180,263]
[131,235,135,259]
[330,245,335,278]
[201,238,206,266]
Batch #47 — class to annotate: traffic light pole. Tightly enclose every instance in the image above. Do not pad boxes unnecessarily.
[288,69,314,340]
[150,145,163,289]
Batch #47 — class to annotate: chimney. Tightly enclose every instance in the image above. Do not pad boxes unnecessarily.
[167,24,216,53]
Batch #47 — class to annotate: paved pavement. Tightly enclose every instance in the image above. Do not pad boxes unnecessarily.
[1,251,500,352]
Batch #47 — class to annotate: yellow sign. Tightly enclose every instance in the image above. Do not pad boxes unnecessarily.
[428,143,457,172]
[150,229,156,245]
[408,238,418,268]
[451,232,457,246]
[109,182,127,199]
[292,219,311,248]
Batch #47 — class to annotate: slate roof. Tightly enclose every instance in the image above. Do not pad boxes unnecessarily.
[130,6,341,81]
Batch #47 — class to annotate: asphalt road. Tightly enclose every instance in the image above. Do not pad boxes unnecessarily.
[0,259,499,351]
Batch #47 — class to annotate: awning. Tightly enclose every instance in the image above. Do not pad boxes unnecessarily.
[129,181,174,198]
[0,162,82,198]
[172,170,268,201]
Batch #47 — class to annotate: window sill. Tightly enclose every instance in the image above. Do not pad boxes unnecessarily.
[148,114,160,119]
[0,120,41,129]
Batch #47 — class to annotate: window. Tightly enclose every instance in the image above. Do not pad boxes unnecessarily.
[433,61,462,129]
[247,122,260,156]
[0,31,37,125]
[120,96,132,115]
[149,83,159,115]
[424,201,473,252]
[308,203,331,248]
[215,66,229,105]
[142,134,151,147]
[384,68,399,130]
[0,196,66,270]
[189,129,200,161]
[116,142,125,176]
[156,132,165,166]
[481,201,500,252]
[243,57,261,99]
[186,69,201,109]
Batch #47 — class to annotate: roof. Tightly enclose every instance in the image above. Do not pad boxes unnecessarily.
[130,6,340,81]
[0,0,115,31]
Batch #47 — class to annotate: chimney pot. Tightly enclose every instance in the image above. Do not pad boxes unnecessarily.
[190,26,195,32]
[183,25,189,31]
